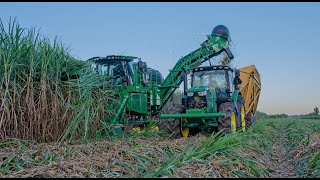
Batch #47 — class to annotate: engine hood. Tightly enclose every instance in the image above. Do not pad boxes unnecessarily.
[187,86,208,93]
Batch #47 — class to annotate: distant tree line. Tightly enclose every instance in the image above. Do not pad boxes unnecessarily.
[255,111,289,120]
[255,106,320,120]
[300,107,320,119]
[268,114,289,119]
[255,111,269,120]
[300,114,320,119]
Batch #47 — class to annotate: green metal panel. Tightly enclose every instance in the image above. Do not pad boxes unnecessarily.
[232,90,240,109]
[150,87,161,106]
[128,93,148,114]
[126,85,148,93]
[187,86,207,93]
[207,89,217,113]
[232,90,239,103]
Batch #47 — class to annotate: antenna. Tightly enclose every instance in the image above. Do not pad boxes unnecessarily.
[120,48,128,55]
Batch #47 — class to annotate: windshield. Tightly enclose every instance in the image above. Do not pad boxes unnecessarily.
[192,70,227,89]
[127,61,135,77]
[92,60,126,86]
[95,60,124,76]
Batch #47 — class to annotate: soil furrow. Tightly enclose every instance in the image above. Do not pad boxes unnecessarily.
[271,128,296,177]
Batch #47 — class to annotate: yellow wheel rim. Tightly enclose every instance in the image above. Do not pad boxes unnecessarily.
[231,112,236,133]
[151,125,159,132]
[241,105,246,132]
[182,128,189,138]
[132,127,141,133]
[181,118,189,138]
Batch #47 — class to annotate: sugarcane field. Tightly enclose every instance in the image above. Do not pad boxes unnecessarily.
[0,2,319,178]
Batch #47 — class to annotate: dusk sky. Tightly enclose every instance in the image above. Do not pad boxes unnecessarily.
[0,2,319,115]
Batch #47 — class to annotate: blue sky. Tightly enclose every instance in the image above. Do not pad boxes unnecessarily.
[0,2,319,115]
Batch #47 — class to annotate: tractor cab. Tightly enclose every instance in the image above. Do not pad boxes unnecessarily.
[184,65,241,109]
[87,55,139,87]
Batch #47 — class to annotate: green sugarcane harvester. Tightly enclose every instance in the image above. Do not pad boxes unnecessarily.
[87,25,261,137]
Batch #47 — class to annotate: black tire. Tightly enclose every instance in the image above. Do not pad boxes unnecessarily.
[245,112,256,127]
[217,102,237,134]
[159,104,185,138]
[236,95,245,129]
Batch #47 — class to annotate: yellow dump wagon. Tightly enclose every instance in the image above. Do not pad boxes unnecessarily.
[239,65,261,124]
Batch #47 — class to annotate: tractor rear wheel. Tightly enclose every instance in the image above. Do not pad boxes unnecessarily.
[217,102,237,134]
[159,104,185,138]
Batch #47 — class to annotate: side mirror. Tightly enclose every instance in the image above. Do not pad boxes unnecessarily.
[224,47,234,60]
[233,69,242,89]
[233,75,242,86]
[234,69,240,77]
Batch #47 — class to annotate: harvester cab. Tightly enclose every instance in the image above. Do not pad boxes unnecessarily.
[88,55,139,87]
[88,55,163,88]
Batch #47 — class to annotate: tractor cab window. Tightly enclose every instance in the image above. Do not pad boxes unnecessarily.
[187,73,192,89]
[128,61,134,76]
[192,69,230,101]
[95,60,123,76]
[124,61,134,84]
[192,70,228,90]
[94,60,130,86]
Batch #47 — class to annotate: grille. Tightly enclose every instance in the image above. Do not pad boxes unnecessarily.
[187,93,207,109]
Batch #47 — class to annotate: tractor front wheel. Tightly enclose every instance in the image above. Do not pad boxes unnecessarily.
[217,102,237,134]
[159,104,185,138]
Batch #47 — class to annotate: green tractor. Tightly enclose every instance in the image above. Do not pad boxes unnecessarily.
[160,65,247,138]
[160,62,262,138]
